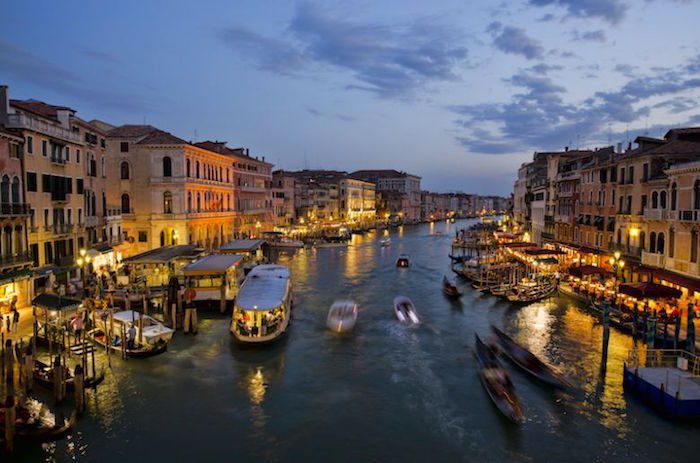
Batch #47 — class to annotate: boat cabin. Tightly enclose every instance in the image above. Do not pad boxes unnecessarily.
[183,254,245,312]
[120,245,203,288]
[218,239,267,272]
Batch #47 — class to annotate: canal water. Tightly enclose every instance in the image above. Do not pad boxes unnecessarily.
[14,218,700,462]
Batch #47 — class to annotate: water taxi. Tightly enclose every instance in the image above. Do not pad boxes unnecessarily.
[396,254,411,268]
[326,300,358,333]
[230,265,293,344]
[393,296,420,324]
[380,237,392,247]
[182,254,245,312]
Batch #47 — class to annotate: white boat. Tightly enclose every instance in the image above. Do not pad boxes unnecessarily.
[269,237,305,248]
[90,309,174,358]
[396,254,410,268]
[326,300,358,333]
[380,237,391,247]
[393,296,420,324]
[230,265,293,344]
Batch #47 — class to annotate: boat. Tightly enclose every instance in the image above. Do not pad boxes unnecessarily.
[393,296,420,324]
[380,237,391,247]
[473,334,525,423]
[32,359,105,391]
[506,277,558,303]
[443,276,462,298]
[490,326,572,390]
[269,237,305,248]
[0,398,75,441]
[396,254,411,268]
[231,265,293,344]
[89,309,173,358]
[326,300,358,333]
[434,231,444,236]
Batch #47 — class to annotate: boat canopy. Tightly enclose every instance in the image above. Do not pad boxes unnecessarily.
[235,265,290,311]
[32,293,82,311]
[183,254,244,276]
[111,310,149,324]
[122,245,202,265]
[218,239,266,253]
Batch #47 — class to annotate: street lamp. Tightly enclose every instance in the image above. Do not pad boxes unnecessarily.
[76,249,92,294]
[609,253,625,307]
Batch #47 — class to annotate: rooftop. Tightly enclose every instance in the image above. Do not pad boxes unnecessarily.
[10,99,75,121]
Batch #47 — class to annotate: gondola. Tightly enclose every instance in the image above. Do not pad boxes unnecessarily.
[490,326,572,390]
[32,359,105,391]
[443,276,462,298]
[473,334,525,424]
[87,328,169,358]
[0,399,75,442]
[393,296,420,324]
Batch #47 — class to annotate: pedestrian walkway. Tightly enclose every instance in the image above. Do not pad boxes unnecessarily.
[0,305,36,342]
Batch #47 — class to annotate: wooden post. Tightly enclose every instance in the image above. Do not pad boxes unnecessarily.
[52,355,63,404]
[171,303,177,331]
[4,395,15,453]
[142,294,148,315]
[74,365,85,415]
[220,277,227,314]
[138,312,144,346]
[23,345,33,392]
[121,325,127,360]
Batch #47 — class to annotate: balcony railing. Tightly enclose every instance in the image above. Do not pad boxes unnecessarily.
[611,242,642,258]
[641,251,665,268]
[669,210,699,222]
[50,156,67,165]
[665,257,700,276]
[5,113,82,143]
[0,252,33,267]
[0,203,30,216]
[643,208,667,221]
[44,223,74,235]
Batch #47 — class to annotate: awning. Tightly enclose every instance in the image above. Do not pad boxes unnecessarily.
[568,265,611,278]
[218,239,266,253]
[524,248,567,256]
[183,254,244,276]
[123,245,202,265]
[0,268,33,285]
[535,257,559,265]
[650,268,700,293]
[32,293,82,310]
[618,282,682,299]
[504,242,537,248]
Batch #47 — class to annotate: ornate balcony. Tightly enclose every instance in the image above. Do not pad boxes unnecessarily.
[643,209,667,221]
[0,203,30,216]
[641,251,665,268]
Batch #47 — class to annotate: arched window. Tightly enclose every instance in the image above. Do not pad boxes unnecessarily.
[616,229,622,245]
[695,180,700,210]
[196,161,200,178]
[11,177,20,204]
[657,232,665,255]
[120,161,130,179]
[651,191,658,209]
[692,230,699,263]
[639,231,646,252]
[660,190,667,209]
[186,159,191,177]
[0,175,9,204]
[650,231,657,253]
[121,193,130,213]
[163,156,172,177]
[669,228,675,258]
[196,193,201,212]
[671,183,677,211]
[164,191,173,214]
[187,192,192,211]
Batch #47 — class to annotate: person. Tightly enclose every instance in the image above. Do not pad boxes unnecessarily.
[127,324,137,349]
[11,307,19,333]
[71,314,84,340]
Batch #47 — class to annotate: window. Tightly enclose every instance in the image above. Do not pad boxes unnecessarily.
[186,159,191,177]
[163,156,172,177]
[660,190,667,209]
[619,168,625,184]
[26,172,37,192]
[76,178,84,194]
[0,176,9,204]
[42,140,47,157]
[642,163,649,181]
[669,228,675,258]
[628,166,634,184]
[120,161,130,179]
[657,232,665,255]
[100,138,106,149]
[196,161,200,178]
[163,191,173,214]
[11,177,20,203]
[650,231,657,253]
[651,191,658,209]
[9,143,20,159]
[138,231,148,242]
[101,157,105,177]
[640,231,646,251]
[695,180,700,210]
[26,136,33,154]
[76,149,81,163]
[671,183,677,211]
[187,192,192,211]
[120,142,129,152]
[692,230,698,263]
[121,193,130,213]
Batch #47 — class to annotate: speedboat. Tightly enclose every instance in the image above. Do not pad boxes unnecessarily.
[396,254,410,268]
[326,300,358,333]
[380,237,392,247]
[443,276,462,298]
[393,296,420,324]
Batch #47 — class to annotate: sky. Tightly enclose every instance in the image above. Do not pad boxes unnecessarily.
[2,0,700,195]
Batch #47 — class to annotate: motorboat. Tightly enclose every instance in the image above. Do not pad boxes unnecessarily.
[326,300,358,333]
[490,326,572,390]
[231,265,293,344]
[89,309,174,358]
[396,254,411,268]
[443,276,462,298]
[473,334,525,424]
[393,296,420,324]
[380,237,392,247]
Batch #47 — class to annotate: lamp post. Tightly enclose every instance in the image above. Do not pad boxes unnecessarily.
[609,251,625,306]
[76,248,92,297]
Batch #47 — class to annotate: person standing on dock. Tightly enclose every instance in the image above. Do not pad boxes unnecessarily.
[11,307,19,334]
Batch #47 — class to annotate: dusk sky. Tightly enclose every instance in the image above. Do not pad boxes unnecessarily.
[2,0,700,195]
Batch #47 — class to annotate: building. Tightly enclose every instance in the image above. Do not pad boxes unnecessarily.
[0,127,32,306]
[105,127,236,255]
[339,177,376,226]
[350,170,421,222]
[271,170,296,227]
[195,142,274,238]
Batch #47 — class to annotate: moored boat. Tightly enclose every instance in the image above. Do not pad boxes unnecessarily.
[393,296,420,324]
[396,254,410,268]
[231,264,293,344]
[326,300,358,333]
[490,326,572,390]
[473,334,525,423]
[89,309,173,358]
[443,276,462,298]
[32,359,105,391]
[0,398,75,442]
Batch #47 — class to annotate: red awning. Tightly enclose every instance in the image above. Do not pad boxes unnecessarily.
[524,248,567,256]
[568,265,612,278]
[618,282,683,300]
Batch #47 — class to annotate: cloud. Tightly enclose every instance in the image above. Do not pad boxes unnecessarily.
[78,47,122,64]
[0,39,150,113]
[307,107,356,122]
[614,63,637,78]
[652,96,698,113]
[527,0,628,24]
[449,54,700,154]
[529,63,563,75]
[571,29,606,42]
[219,3,469,98]
[487,22,544,60]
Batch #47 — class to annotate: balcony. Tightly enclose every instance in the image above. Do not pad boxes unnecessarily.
[554,214,572,223]
[643,208,667,221]
[665,257,700,277]
[641,251,665,268]
[669,210,699,222]
[0,252,34,268]
[85,216,100,227]
[0,203,30,216]
[45,223,73,235]
[50,156,67,165]
[611,242,642,259]
[5,113,82,144]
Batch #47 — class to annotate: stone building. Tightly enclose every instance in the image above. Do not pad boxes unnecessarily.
[349,170,421,222]
[272,170,296,227]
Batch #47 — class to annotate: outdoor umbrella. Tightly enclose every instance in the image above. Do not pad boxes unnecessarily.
[618,282,682,300]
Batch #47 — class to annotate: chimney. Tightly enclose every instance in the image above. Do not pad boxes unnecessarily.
[0,85,9,126]
[616,142,622,154]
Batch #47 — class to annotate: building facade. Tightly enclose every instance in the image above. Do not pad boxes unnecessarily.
[350,170,421,222]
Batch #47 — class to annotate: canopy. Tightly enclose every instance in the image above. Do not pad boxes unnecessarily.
[0,268,33,285]
[569,265,611,278]
[524,248,567,256]
[618,282,682,300]
[123,245,201,265]
[32,293,82,311]
[183,254,244,276]
[504,242,537,248]
[218,239,266,253]
[535,257,559,265]
[236,265,290,311]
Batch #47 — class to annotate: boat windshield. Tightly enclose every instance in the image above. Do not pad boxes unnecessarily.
[233,305,286,338]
